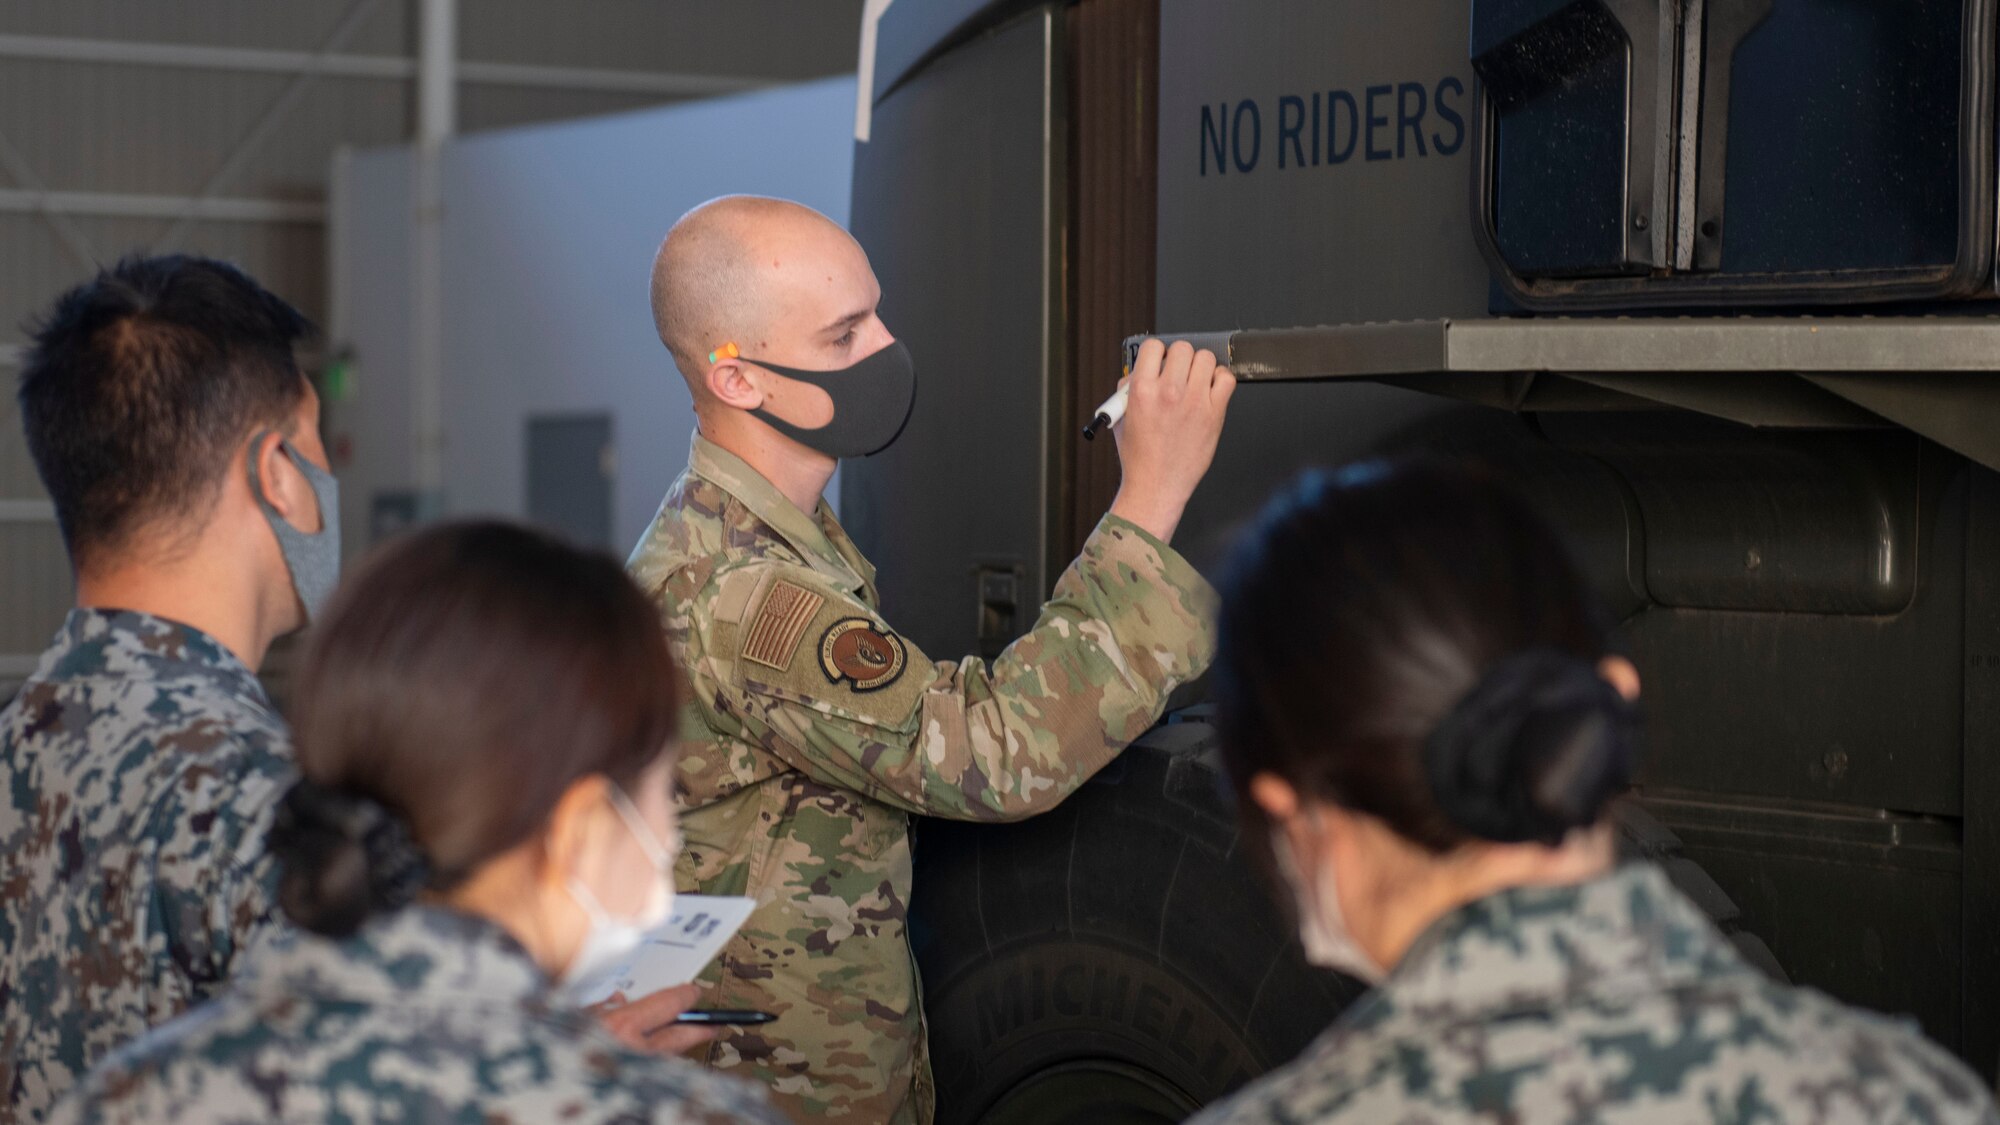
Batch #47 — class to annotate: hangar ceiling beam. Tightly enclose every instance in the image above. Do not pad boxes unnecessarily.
[0,32,764,98]
[157,0,385,251]
[0,188,322,224]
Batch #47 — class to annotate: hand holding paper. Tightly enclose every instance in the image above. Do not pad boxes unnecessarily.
[583,895,758,1058]
[574,894,757,1006]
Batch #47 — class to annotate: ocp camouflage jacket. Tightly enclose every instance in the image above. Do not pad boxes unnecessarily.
[628,434,1217,1125]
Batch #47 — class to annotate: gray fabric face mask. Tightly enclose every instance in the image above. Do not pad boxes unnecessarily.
[743,339,917,459]
[247,433,341,621]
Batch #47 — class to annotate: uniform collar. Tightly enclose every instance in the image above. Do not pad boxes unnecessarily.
[1359,863,1749,1027]
[35,607,272,712]
[245,904,555,1011]
[688,433,875,594]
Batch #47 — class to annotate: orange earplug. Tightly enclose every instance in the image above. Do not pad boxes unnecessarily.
[708,342,741,365]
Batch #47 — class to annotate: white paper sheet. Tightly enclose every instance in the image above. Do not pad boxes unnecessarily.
[573,894,756,1006]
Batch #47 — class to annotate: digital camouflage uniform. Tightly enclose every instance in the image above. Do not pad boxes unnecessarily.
[46,904,792,1124]
[1190,862,2000,1125]
[0,609,294,1119]
[627,435,1214,1124]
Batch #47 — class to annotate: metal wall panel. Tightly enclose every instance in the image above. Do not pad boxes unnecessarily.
[845,8,1058,661]
[0,520,69,652]
[526,413,614,550]
[1621,445,1966,815]
[0,391,45,499]
[1686,827,1964,1049]
[1155,0,1487,331]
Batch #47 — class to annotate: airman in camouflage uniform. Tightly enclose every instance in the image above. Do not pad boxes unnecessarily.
[0,609,294,1118]
[46,902,792,1125]
[627,435,1215,1123]
[5,255,333,1118]
[1189,861,2000,1125]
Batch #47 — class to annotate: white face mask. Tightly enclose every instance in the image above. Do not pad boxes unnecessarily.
[1270,815,1385,985]
[559,783,677,999]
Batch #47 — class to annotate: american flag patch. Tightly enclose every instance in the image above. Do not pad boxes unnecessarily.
[742,580,826,671]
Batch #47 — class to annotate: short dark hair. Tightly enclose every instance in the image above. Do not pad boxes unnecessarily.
[17,254,313,570]
[1212,460,1631,864]
[275,520,684,936]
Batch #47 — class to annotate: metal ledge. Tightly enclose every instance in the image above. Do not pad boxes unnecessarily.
[1198,317,2000,378]
[1133,318,2000,472]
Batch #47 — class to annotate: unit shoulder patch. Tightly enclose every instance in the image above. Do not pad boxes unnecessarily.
[819,617,908,692]
[742,579,826,671]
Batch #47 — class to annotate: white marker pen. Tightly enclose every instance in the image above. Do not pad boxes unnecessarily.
[1081,383,1129,441]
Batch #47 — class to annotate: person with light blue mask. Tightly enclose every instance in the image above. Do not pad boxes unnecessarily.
[49,521,791,1125]
[0,254,339,1116]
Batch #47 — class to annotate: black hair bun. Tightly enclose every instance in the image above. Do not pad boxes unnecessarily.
[1422,649,1638,846]
[270,778,431,937]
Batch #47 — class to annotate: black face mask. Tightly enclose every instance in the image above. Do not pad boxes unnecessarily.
[742,339,916,459]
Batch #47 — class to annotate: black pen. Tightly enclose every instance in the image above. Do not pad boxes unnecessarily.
[655,1009,778,1030]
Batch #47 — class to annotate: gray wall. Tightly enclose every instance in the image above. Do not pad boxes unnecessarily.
[332,77,856,557]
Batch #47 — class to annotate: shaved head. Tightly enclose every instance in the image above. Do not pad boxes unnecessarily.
[650,196,860,394]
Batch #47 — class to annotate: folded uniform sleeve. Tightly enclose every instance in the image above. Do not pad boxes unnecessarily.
[698,514,1216,820]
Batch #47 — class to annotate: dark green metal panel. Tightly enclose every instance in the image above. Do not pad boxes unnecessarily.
[847,7,1061,661]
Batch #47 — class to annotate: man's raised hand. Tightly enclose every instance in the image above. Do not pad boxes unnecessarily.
[1108,338,1237,544]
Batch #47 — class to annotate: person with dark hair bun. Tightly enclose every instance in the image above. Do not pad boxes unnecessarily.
[48,521,789,1125]
[1190,462,1997,1125]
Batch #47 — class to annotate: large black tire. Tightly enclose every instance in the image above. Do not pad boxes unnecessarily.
[910,717,1361,1125]
[911,719,1787,1123]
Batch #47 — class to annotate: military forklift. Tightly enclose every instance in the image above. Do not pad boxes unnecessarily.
[845,2,2000,1121]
